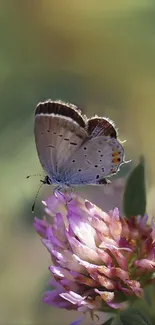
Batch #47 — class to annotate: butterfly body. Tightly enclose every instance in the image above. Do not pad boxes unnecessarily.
[34,100,125,186]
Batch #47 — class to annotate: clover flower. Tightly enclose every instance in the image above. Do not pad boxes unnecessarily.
[34,191,155,322]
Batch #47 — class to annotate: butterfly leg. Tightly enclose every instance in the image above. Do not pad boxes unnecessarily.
[53,185,75,204]
[53,186,63,197]
[66,186,74,202]
[53,186,71,204]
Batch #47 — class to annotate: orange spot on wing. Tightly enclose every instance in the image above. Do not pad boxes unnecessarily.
[112,157,121,164]
[112,151,119,157]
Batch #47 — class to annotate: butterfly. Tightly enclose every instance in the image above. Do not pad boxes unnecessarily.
[34,100,125,188]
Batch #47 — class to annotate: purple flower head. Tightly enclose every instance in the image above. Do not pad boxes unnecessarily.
[34,191,155,319]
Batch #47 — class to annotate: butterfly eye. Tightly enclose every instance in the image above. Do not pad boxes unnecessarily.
[42,175,52,185]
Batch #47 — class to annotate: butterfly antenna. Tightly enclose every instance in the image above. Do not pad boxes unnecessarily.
[26,174,42,179]
[31,182,44,213]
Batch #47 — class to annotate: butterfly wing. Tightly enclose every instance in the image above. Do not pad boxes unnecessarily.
[34,100,88,181]
[87,117,117,138]
[85,117,121,184]
[62,136,124,185]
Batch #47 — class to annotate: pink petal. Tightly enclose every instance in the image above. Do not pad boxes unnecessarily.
[51,250,85,273]
[70,271,98,287]
[89,216,109,237]
[134,259,155,270]
[109,249,128,270]
[95,289,114,302]
[98,275,115,290]
[43,289,75,309]
[33,217,48,237]
[52,213,67,243]
[66,233,101,263]
[115,267,130,281]
[42,239,54,253]
[96,248,113,265]
[49,266,75,281]
[74,257,110,283]
[121,218,130,238]
[109,209,122,243]
[137,214,148,230]
[94,210,111,223]
[67,197,89,218]
[44,229,66,250]
[85,200,94,211]
[60,291,86,305]
[68,213,96,249]
[125,280,143,297]
[151,217,155,240]
[107,301,129,310]
[45,192,67,217]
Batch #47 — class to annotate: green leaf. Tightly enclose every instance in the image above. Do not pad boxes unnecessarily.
[123,156,146,219]
[120,308,152,325]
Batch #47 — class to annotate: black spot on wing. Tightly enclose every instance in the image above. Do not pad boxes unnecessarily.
[70,142,78,145]
[98,178,110,184]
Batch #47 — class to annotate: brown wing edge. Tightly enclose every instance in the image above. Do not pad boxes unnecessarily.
[35,100,87,128]
[87,117,117,138]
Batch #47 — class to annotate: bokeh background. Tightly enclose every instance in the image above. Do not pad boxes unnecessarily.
[1,0,155,324]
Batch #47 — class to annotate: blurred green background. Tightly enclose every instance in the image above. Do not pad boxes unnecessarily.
[1,0,155,324]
